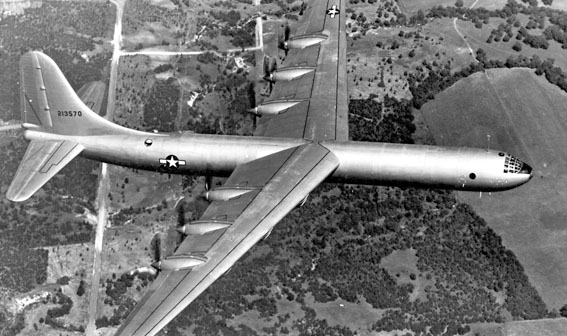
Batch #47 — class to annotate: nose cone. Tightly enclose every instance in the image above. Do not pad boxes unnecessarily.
[520,162,532,176]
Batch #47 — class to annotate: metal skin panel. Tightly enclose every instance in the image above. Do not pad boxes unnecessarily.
[287,34,328,49]
[19,52,147,137]
[152,255,207,271]
[76,81,106,114]
[304,0,348,141]
[177,221,232,235]
[253,99,304,115]
[255,0,348,141]
[6,140,84,202]
[272,67,315,82]
[22,130,531,192]
[115,144,340,336]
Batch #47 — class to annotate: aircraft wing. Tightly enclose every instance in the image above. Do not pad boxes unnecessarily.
[115,143,339,336]
[254,0,348,141]
[77,81,106,115]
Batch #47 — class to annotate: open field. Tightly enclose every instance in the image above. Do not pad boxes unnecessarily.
[398,0,479,15]
[457,18,567,72]
[398,0,556,14]
[346,17,474,101]
[420,68,567,309]
[122,0,258,51]
[504,318,567,336]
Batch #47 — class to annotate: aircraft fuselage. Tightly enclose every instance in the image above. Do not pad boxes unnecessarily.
[24,130,532,192]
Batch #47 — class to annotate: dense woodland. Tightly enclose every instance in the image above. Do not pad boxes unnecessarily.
[0,138,96,293]
[143,78,180,132]
[0,2,114,121]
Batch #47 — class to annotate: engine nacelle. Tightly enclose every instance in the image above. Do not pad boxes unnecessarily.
[247,99,303,116]
[205,188,254,201]
[266,67,315,82]
[177,220,232,235]
[151,254,207,271]
[281,33,328,50]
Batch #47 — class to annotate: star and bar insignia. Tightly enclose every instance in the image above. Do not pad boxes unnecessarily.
[326,5,340,18]
[159,155,186,169]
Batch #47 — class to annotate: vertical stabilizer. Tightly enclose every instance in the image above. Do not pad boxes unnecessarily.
[8,51,146,201]
[19,51,140,136]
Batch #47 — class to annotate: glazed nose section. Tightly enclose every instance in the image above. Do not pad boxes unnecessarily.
[519,162,532,177]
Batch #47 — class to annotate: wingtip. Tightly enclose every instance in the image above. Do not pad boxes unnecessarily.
[6,189,31,202]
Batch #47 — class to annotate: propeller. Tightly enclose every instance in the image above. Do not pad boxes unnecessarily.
[262,55,277,94]
[148,233,163,275]
[204,176,213,191]
[175,202,187,245]
[263,55,277,82]
[278,21,291,56]
[246,81,258,129]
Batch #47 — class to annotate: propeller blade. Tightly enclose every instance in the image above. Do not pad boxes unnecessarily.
[270,57,277,73]
[247,81,256,108]
[263,55,272,78]
[284,22,291,41]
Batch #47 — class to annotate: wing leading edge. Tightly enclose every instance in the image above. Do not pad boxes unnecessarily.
[115,143,339,336]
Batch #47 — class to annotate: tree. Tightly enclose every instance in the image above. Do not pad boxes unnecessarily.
[77,280,85,296]
[455,0,464,8]
[560,304,567,318]
[512,41,522,52]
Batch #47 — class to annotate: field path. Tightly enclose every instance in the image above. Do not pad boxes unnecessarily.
[453,0,480,62]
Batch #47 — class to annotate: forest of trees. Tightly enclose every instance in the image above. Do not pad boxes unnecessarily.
[143,78,180,132]
[0,3,113,120]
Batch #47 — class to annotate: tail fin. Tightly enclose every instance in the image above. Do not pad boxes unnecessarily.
[7,52,142,202]
[20,51,137,136]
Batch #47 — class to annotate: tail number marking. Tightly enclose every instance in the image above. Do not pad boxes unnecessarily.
[57,110,83,117]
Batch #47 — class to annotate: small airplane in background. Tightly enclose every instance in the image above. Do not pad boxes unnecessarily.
[7,0,532,335]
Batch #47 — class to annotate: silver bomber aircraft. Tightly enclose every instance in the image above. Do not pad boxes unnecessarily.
[7,0,532,335]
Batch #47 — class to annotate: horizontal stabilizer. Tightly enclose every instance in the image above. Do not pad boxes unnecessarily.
[6,140,84,202]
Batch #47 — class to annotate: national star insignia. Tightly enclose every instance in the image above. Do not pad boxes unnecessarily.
[326,5,340,18]
[159,155,186,169]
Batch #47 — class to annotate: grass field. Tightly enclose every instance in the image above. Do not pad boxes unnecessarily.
[398,0,478,15]
[398,0,548,14]
[420,68,567,309]
[457,17,567,72]
[505,318,567,336]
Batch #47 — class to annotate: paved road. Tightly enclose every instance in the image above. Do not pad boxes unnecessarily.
[85,163,110,336]
[85,1,125,335]
[0,124,20,131]
[83,1,264,333]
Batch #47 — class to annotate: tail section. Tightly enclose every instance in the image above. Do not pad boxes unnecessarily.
[6,140,84,202]
[20,51,137,136]
[8,52,143,201]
